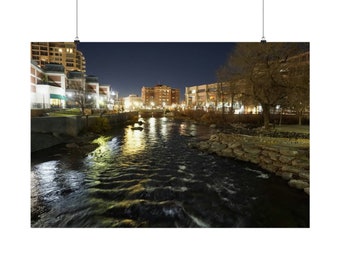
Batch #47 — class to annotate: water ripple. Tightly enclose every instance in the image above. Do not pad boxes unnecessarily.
[31,118,310,228]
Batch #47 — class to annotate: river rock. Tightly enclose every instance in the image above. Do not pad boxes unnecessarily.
[281,165,302,175]
[277,171,293,180]
[292,159,310,169]
[211,142,226,152]
[66,143,79,148]
[279,155,295,164]
[279,149,299,156]
[228,142,242,149]
[198,141,211,150]
[242,146,261,155]
[209,134,219,141]
[233,148,244,158]
[299,171,310,181]
[260,163,279,173]
[268,152,280,161]
[221,148,234,158]
[260,156,273,164]
[288,180,309,189]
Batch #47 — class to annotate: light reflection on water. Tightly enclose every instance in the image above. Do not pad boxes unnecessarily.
[31,117,309,228]
[122,126,146,155]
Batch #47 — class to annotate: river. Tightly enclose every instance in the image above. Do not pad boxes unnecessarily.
[31,117,309,228]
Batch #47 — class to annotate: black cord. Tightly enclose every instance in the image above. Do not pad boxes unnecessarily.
[74,0,80,43]
[261,0,266,42]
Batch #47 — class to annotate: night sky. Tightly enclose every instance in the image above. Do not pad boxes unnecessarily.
[77,42,235,100]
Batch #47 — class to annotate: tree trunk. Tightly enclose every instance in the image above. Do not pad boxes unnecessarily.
[279,110,283,126]
[229,94,234,114]
[298,112,302,125]
[262,104,271,129]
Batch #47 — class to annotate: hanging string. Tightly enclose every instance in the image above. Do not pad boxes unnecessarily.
[74,0,80,43]
[261,0,266,42]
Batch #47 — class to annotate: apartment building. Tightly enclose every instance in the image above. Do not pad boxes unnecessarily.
[31,62,67,109]
[185,51,309,114]
[141,84,180,108]
[185,81,259,114]
[31,42,86,73]
[31,62,110,110]
[123,94,143,111]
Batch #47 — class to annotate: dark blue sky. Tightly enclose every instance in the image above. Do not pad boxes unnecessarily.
[77,42,235,100]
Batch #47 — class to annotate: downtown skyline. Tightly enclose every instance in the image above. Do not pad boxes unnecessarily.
[77,42,235,100]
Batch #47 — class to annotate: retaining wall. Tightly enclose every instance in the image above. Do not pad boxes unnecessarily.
[191,133,310,195]
[31,112,138,137]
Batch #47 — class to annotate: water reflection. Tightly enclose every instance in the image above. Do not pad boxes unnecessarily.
[160,117,168,139]
[31,160,60,205]
[122,127,146,155]
[148,117,156,141]
[31,117,309,228]
[179,122,198,137]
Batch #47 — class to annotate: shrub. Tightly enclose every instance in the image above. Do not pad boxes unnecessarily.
[88,117,111,133]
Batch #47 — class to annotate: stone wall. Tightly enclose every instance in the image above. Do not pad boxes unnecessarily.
[31,112,138,137]
[31,112,138,152]
[190,133,310,195]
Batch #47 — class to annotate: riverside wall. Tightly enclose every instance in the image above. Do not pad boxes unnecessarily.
[31,112,138,137]
[190,133,310,195]
[31,112,138,152]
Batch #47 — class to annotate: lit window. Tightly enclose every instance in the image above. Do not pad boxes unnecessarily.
[59,48,62,52]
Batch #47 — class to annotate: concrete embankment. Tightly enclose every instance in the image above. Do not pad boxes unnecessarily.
[190,132,310,195]
[31,112,138,152]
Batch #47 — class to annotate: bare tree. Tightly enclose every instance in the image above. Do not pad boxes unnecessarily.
[285,52,310,125]
[216,63,243,114]
[228,42,307,129]
[67,76,95,115]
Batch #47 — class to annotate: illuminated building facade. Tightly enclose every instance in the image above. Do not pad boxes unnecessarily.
[185,81,259,114]
[185,51,309,114]
[30,42,113,110]
[141,84,180,108]
[31,62,110,110]
[123,95,143,111]
[31,42,86,73]
[31,62,67,109]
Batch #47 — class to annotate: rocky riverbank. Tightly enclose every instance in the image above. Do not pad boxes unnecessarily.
[189,130,310,195]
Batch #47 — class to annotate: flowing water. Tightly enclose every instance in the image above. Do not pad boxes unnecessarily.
[31,117,309,228]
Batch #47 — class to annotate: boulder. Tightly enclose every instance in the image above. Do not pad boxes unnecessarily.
[279,155,295,164]
[242,146,261,155]
[304,187,310,195]
[288,179,309,189]
[279,149,299,156]
[198,141,211,151]
[268,152,280,161]
[277,171,293,180]
[66,142,79,148]
[228,142,241,149]
[299,171,310,181]
[259,156,273,164]
[211,142,226,152]
[233,148,244,158]
[292,159,310,169]
[221,148,234,158]
[260,163,279,173]
[209,134,219,141]
[281,165,302,175]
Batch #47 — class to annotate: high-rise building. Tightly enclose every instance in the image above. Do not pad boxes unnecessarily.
[31,42,86,73]
[141,84,180,107]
